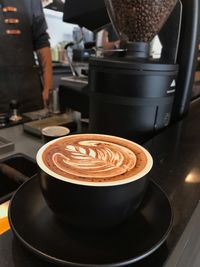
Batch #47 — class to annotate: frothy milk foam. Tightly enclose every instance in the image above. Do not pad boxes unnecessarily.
[36,134,153,186]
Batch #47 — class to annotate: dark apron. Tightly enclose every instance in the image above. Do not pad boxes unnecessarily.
[0,0,43,113]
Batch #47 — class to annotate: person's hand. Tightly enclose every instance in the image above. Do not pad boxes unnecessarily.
[36,47,53,109]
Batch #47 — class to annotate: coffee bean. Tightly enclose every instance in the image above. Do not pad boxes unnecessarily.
[108,0,178,42]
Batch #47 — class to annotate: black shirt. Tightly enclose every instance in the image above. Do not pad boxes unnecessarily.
[105,24,118,42]
[24,0,50,50]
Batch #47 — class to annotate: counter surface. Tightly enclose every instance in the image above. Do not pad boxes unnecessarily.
[1,100,200,266]
[0,125,43,160]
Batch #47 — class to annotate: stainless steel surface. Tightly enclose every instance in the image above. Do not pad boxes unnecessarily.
[23,112,76,137]
[61,75,88,85]
[0,137,14,155]
[48,88,60,114]
[0,125,43,160]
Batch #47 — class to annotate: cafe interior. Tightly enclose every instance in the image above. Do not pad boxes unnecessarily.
[0,0,200,266]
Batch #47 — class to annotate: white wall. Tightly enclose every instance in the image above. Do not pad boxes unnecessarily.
[44,9,76,47]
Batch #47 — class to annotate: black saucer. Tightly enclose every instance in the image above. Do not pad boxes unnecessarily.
[8,175,173,267]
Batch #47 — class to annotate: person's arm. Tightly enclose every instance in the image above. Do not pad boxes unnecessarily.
[36,47,53,107]
[102,30,120,50]
[31,0,54,107]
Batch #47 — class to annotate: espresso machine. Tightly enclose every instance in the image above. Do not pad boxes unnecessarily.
[63,0,200,143]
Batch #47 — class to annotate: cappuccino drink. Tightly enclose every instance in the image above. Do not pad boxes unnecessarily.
[36,134,153,228]
[38,134,152,186]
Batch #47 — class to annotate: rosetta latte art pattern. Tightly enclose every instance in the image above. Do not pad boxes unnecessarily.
[52,140,136,178]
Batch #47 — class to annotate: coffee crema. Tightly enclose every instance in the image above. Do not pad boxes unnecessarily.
[39,134,151,184]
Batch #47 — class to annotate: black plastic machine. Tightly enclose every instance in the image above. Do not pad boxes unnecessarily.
[63,0,200,143]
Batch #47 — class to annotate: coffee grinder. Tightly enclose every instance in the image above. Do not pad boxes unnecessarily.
[88,0,200,143]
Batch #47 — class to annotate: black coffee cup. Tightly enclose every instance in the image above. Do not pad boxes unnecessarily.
[41,126,70,143]
[36,134,153,229]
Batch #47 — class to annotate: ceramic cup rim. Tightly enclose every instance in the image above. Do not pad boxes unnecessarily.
[36,134,153,187]
[41,126,70,137]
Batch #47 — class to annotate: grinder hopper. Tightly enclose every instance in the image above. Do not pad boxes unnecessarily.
[104,0,178,57]
[104,0,178,42]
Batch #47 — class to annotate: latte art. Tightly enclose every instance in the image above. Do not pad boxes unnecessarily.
[40,134,151,184]
[52,140,136,179]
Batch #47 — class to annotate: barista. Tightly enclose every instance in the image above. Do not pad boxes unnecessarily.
[0,0,53,113]
[102,24,120,50]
